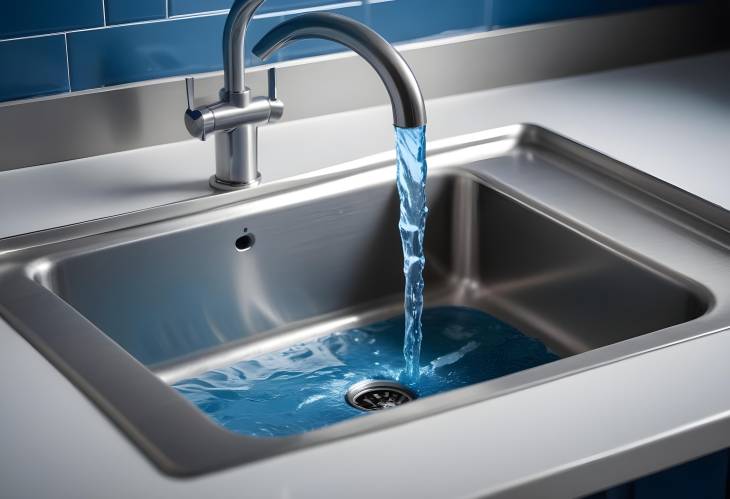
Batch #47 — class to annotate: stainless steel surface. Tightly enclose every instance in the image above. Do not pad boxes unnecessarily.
[345,380,416,411]
[1,124,729,477]
[253,13,426,128]
[184,0,285,190]
[0,2,726,172]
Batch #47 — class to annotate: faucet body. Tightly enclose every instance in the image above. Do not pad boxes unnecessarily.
[253,13,426,129]
[185,6,426,190]
[184,0,283,191]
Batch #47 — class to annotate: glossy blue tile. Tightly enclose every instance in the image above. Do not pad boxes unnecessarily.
[253,0,485,63]
[66,13,293,90]
[169,0,344,17]
[68,16,225,90]
[8,0,698,101]
[105,0,167,25]
[67,2,368,91]
[491,0,693,28]
[368,0,488,44]
[168,0,232,15]
[0,35,69,102]
[257,0,351,15]
[0,0,103,40]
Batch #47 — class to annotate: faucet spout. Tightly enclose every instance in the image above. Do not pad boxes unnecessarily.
[252,13,426,128]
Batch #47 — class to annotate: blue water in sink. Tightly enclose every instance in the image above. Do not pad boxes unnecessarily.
[395,126,428,383]
[172,306,560,437]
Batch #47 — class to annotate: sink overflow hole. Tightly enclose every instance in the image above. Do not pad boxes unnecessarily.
[235,233,255,252]
[345,380,416,411]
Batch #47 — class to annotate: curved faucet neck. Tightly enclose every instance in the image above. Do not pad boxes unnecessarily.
[252,13,426,128]
[223,0,265,95]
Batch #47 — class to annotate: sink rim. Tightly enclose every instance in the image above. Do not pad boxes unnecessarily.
[1,124,729,476]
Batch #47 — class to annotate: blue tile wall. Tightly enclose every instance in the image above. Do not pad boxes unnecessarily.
[168,0,235,16]
[0,0,696,102]
[491,0,694,28]
[368,0,488,44]
[0,35,69,101]
[0,0,103,40]
[105,0,167,25]
[68,15,228,90]
[169,0,335,16]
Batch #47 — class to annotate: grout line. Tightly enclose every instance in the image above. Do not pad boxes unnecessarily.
[101,0,107,26]
[0,31,67,43]
[169,8,230,20]
[63,34,72,93]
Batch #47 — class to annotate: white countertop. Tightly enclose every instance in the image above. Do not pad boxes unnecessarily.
[2,51,730,498]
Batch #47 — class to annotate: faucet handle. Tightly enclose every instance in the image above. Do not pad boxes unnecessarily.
[183,76,214,141]
[267,68,277,101]
[265,67,284,122]
[185,77,196,110]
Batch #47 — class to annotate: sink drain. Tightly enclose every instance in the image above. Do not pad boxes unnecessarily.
[345,380,416,411]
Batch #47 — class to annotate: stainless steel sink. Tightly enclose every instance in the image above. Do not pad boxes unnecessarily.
[1,124,728,476]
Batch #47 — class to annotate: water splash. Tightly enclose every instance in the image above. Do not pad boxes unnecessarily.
[395,126,428,383]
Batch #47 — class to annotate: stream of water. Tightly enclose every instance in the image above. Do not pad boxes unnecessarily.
[395,126,428,383]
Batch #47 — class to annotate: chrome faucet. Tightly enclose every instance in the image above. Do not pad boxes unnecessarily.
[184,0,284,191]
[253,13,426,128]
[185,3,426,190]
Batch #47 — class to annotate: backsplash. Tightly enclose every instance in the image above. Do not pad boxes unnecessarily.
[0,0,691,103]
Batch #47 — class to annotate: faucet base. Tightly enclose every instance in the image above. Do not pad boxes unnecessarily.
[209,174,261,191]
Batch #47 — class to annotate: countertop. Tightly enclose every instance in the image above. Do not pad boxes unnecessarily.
[1,51,730,498]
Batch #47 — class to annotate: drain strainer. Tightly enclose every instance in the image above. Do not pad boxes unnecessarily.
[345,380,417,411]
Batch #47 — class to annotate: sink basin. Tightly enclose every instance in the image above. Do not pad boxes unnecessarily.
[1,124,728,475]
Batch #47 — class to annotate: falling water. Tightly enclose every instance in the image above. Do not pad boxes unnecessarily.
[394,126,428,383]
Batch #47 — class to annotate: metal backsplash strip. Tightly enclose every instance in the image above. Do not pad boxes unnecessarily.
[0,2,727,172]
